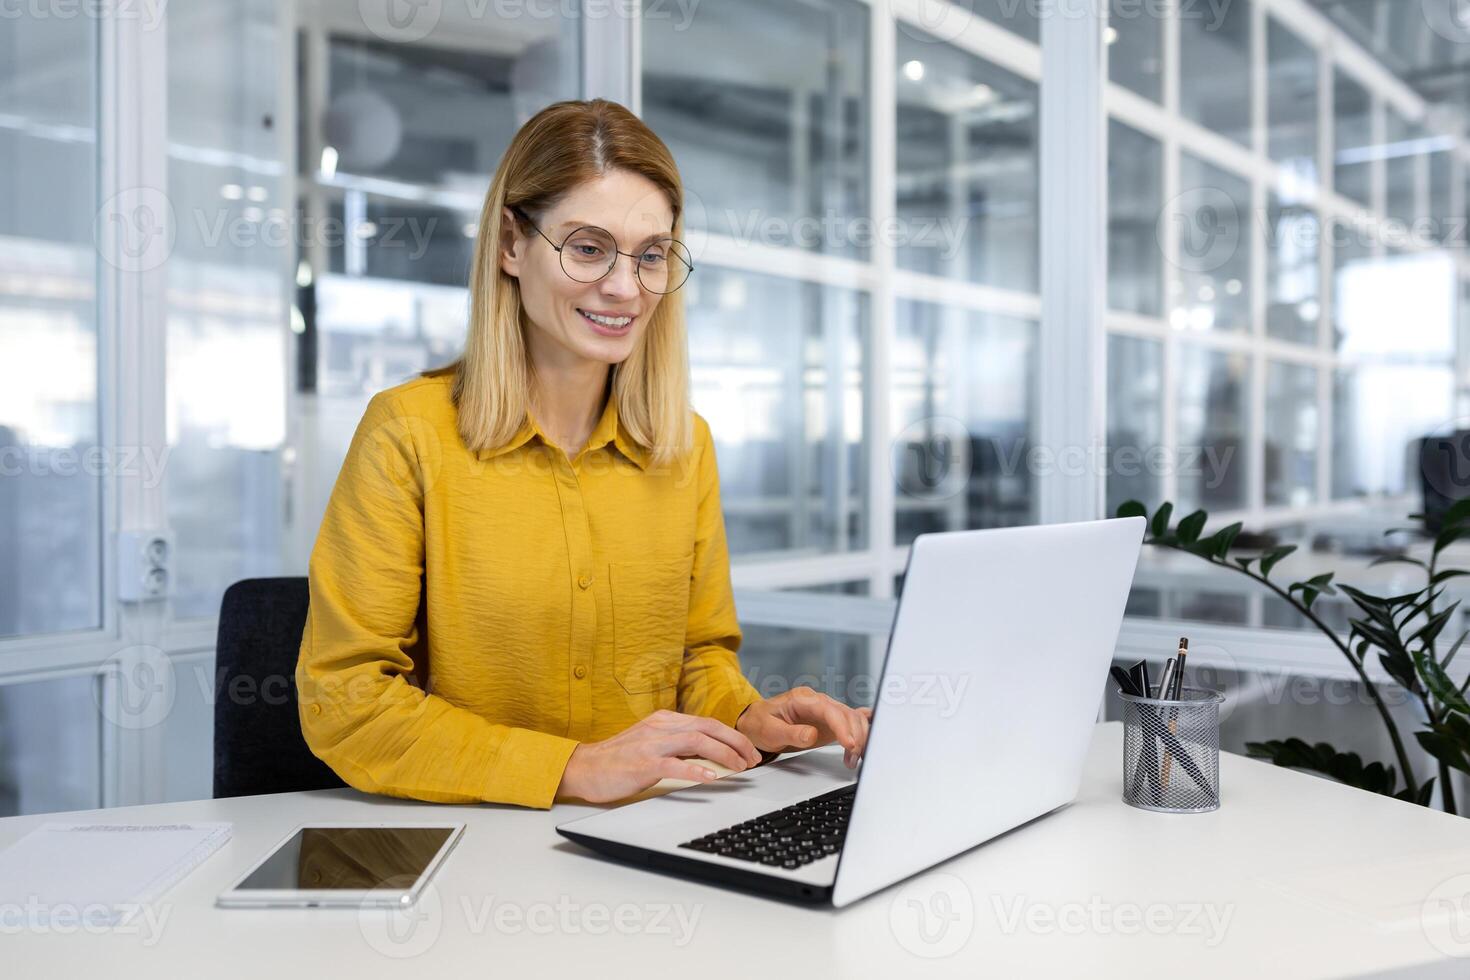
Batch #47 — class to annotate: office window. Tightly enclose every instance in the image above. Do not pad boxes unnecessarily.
[1171,154,1251,334]
[297,19,580,545]
[1264,361,1319,507]
[642,0,869,259]
[1106,334,1164,516]
[0,675,102,817]
[1107,0,1163,103]
[685,267,868,558]
[1384,109,1420,231]
[1179,0,1251,146]
[1333,70,1373,207]
[987,0,1040,41]
[1430,151,1452,246]
[1266,17,1318,184]
[324,196,474,288]
[1108,120,1163,317]
[1175,345,1250,512]
[895,30,1039,293]
[1331,248,1455,498]
[1265,195,1320,345]
[740,582,871,703]
[892,301,1036,543]
[0,13,102,638]
[321,24,581,188]
[1330,366,1361,500]
[166,0,289,618]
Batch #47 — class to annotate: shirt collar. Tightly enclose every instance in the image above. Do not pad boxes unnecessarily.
[475,393,650,470]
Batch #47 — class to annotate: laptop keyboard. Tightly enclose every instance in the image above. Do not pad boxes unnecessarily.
[677,784,855,869]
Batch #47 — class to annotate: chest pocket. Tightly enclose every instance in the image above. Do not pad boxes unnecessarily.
[609,554,694,694]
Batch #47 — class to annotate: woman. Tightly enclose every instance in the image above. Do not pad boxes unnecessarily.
[297,98,870,809]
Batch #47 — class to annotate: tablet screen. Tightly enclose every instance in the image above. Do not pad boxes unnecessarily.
[234,826,456,891]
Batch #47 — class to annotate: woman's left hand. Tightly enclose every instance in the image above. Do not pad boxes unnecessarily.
[736,687,872,768]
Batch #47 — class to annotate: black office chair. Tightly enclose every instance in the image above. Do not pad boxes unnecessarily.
[213,577,346,798]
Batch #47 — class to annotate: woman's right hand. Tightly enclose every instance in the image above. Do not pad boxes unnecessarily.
[558,709,763,803]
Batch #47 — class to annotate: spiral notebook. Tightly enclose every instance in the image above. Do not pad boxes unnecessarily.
[0,822,231,926]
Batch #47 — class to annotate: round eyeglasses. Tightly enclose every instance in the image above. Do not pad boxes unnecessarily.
[509,205,693,295]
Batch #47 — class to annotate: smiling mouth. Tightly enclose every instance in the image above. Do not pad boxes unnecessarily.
[577,308,635,333]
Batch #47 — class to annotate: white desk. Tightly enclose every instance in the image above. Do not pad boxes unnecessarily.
[5,723,1470,979]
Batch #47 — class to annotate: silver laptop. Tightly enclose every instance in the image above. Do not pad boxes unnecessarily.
[557,516,1146,907]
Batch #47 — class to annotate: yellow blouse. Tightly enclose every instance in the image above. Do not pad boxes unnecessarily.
[296,371,761,808]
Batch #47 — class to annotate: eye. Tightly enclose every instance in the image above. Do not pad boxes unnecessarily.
[568,240,607,258]
[639,250,667,266]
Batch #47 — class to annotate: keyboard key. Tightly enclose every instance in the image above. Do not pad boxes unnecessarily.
[679,784,856,868]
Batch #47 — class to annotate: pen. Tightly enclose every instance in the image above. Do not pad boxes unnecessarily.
[1154,657,1177,704]
[1162,637,1188,788]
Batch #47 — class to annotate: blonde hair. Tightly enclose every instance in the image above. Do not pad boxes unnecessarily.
[431,98,692,466]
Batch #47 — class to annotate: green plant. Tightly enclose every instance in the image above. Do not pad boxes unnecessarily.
[1115,497,1470,813]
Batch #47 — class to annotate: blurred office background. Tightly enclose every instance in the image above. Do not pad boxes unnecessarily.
[3,0,1470,813]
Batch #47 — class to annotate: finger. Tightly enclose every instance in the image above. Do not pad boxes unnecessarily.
[667,731,749,773]
[679,713,762,767]
[658,758,719,784]
[762,719,821,750]
[797,693,859,751]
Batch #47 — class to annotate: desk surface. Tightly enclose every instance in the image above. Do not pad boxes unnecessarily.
[4,723,1470,979]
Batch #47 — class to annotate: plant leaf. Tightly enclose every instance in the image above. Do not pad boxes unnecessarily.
[1259,545,1297,578]
[1415,650,1470,715]
[1245,738,1401,797]
[1175,510,1207,545]
[1443,497,1470,528]
[1149,501,1174,540]
[1444,631,1469,672]
[1436,525,1470,555]
[1395,778,1437,806]
[1410,602,1461,651]
[1369,555,1428,571]
[1207,521,1243,560]
[1116,499,1147,520]
[1417,730,1470,775]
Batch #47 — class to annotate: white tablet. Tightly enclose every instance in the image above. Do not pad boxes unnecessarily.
[216,822,465,909]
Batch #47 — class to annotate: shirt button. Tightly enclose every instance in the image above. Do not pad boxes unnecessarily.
[577,574,593,590]
[573,665,588,680]
[309,703,321,716]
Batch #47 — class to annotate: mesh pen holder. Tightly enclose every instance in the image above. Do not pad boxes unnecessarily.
[1120,686,1223,813]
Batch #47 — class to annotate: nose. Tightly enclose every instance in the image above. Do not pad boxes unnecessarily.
[599,252,642,300]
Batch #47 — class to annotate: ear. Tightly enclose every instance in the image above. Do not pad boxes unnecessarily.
[498,206,525,278]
